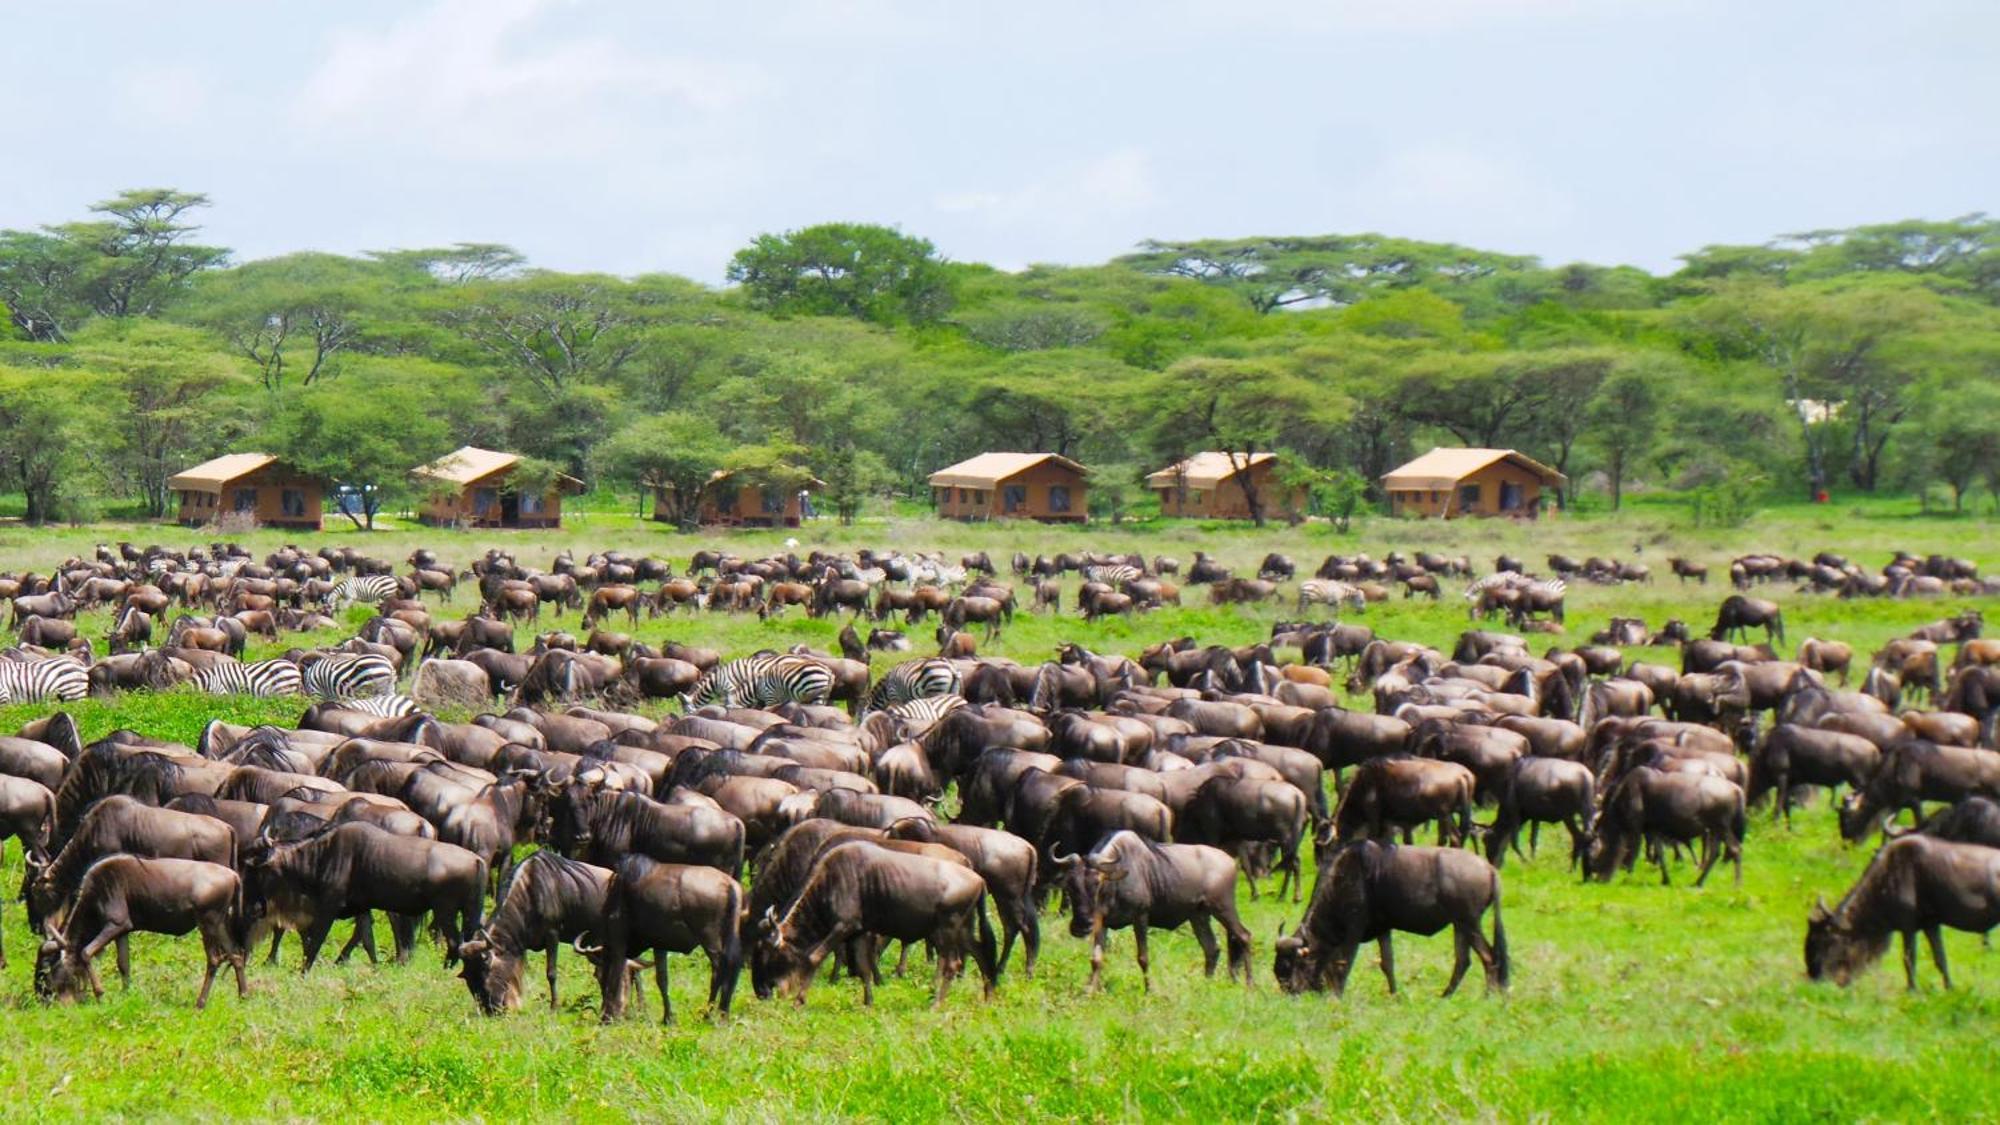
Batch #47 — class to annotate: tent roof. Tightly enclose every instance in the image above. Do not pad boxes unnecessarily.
[1380,447,1565,489]
[1145,451,1275,489]
[414,446,583,490]
[928,452,1088,488]
[167,453,281,491]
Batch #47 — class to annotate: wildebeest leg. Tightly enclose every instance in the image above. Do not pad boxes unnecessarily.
[389,913,417,963]
[1443,923,1472,998]
[195,914,235,1009]
[78,924,132,997]
[1565,817,1588,871]
[1656,839,1673,886]
[264,927,284,966]
[335,914,377,965]
[298,912,338,973]
[1694,831,1723,887]
[115,934,132,989]
[893,940,911,978]
[546,942,561,1009]
[1019,897,1041,979]
[1133,922,1152,993]
[657,952,674,1024]
[1377,935,1397,994]
[1189,914,1222,979]
[1925,926,1952,989]
[1527,821,1540,858]
[1901,930,1920,990]
[1085,916,1109,992]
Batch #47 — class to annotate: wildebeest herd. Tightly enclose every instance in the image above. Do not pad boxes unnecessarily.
[1,538,1996,1014]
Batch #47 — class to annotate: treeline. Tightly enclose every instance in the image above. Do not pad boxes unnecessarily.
[1,190,1997,527]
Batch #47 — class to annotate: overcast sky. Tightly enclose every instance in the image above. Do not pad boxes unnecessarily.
[3,1,1992,282]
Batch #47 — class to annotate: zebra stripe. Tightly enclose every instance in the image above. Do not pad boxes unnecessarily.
[193,659,304,697]
[863,657,962,715]
[301,652,398,700]
[325,575,400,612]
[685,655,835,710]
[1297,579,1365,612]
[329,694,419,718]
[884,693,966,733]
[1084,564,1142,588]
[0,658,89,703]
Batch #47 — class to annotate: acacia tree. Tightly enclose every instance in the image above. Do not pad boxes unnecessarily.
[592,412,729,529]
[1584,360,1668,509]
[0,366,108,523]
[1147,356,1346,527]
[727,223,954,325]
[79,322,251,516]
[188,253,385,390]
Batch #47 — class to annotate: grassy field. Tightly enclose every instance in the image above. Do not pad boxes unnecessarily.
[0,495,1996,1120]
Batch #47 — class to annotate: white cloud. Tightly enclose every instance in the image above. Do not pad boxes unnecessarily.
[294,0,769,159]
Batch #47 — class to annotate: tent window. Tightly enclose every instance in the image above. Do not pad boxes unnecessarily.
[233,488,258,512]
[1048,485,1071,513]
[1459,484,1481,509]
[281,489,306,517]
[1002,485,1027,512]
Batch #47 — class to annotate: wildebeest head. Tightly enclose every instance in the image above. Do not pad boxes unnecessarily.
[33,934,86,1003]
[1803,896,1880,985]
[455,931,526,1014]
[1053,841,1127,939]
[1271,924,1315,994]
[756,905,817,1001]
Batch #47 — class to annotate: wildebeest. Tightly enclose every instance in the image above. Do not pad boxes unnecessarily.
[1273,840,1507,997]
[546,781,746,878]
[1746,725,1881,825]
[1587,767,1744,886]
[26,795,238,934]
[1838,741,2000,841]
[1806,835,2000,989]
[456,849,614,1014]
[759,840,996,1007]
[1054,830,1252,992]
[1175,775,1310,902]
[587,854,744,1022]
[885,817,1041,977]
[1483,757,1595,870]
[242,822,486,971]
[1331,757,1475,847]
[1710,595,1785,646]
[34,855,247,1009]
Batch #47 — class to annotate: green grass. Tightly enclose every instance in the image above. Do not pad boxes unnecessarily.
[0,500,1995,1119]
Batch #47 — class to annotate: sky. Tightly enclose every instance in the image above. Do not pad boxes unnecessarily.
[2,0,1993,282]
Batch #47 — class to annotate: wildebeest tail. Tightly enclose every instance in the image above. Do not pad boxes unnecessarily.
[1490,871,1510,990]
[975,889,999,984]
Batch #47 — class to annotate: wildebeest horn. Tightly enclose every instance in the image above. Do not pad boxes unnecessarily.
[1276,922,1288,940]
[1050,843,1081,869]
[572,933,604,956]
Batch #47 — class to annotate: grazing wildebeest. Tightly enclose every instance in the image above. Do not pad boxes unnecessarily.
[1745,725,1881,825]
[456,849,614,1014]
[1272,839,1507,998]
[1711,595,1785,646]
[26,795,238,934]
[1175,775,1310,902]
[34,856,247,1009]
[546,781,746,877]
[1906,797,2000,849]
[241,822,486,972]
[1054,830,1252,993]
[1806,835,2000,989]
[759,840,996,1007]
[586,854,744,1023]
[885,817,1041,978]
[1838,741,2000,841]
[1586,767,1744,886]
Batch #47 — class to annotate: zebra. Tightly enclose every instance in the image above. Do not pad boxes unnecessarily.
[192,659,304,697]
[300,652,398,700]
[0,658,89,704]
[323,575,400,614]
[328,693,419,718]
[1296,579,1366,614]
[1084,564,1143,589]
[681,655,835,711]
[882,692,967,735]
[862,657,962,716]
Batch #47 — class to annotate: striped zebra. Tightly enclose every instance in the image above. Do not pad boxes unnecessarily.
[1084,564,1143,588]
[192,659,304,697]
[883,692,966,735]
[329,693,419,718]
[324,575,401,613]
[0,658,89,703]
[682,655,835,710]
[1296,579,1366,614]
[300,652,398,700]
[862,657,962,716]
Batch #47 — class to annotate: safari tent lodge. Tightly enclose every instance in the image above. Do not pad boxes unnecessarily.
[1380,447,1564,518]
[1146,451,1306,521]
[413,446,583,529]
[168,453,323,531]
[929,452,1088,523]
